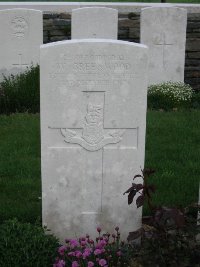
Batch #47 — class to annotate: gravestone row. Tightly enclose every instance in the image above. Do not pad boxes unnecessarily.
[0,7,187,85]
[0,6,191,241]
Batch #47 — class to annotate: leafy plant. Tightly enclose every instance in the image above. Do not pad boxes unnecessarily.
[123,168,156,210]
[147,81,193,110]
[54,227,135,267]
[0,218,59,267]
[0,65,40,114]
[124,169,200,267]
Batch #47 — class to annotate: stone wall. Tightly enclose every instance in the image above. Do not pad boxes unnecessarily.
[43,12,200,91]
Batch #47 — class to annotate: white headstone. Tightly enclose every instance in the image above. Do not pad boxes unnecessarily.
[72,7,118,39]
[0,8,43,81]
[40,39,148,241]
[141,7,187,85]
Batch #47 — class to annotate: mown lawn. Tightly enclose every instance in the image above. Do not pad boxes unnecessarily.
[0,110,199,223]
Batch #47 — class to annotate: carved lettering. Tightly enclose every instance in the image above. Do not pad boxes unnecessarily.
[11,16,28,38]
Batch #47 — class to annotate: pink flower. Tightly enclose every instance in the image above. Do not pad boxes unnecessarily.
[83,248,92,259]
[75,250,82,258]
[99,259,107,266]
[68,252,75,257]
[53,259,66,267]
[81,240,87,246]
[88,239,94,244]
[72,261,79,267]
[94,249,103,255]
[88,261,94,267]
[97,227,101,233]
[96,240,107,249]
[58,245,67,256]
[70,239,79,248]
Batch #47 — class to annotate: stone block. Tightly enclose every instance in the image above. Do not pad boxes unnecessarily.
[186,39,200,51]
[53,19,71,27]
[0,8,43,81]
[40,39,148,241]
[71,7,118,39]
[49,36,68,42]
[141,7,187,84]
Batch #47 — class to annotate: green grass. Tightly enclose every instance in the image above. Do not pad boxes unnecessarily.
[0,113,41,224]
[145,109,200,213]
[0,111,199,223]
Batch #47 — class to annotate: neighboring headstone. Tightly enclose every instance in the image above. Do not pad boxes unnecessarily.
[72,7,118,39]
[0,8,43,81]
[40,39,148,241]
[141,7,187,85]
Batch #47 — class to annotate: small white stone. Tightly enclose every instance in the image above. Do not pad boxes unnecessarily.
[141,7,187,84]
[72,7,118,39]
[0,8,43,81]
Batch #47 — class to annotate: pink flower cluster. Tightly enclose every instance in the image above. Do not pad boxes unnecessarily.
[53,227,123,267]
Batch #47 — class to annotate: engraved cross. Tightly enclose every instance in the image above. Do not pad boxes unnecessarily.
[154,33,173,68]
[12,54,29,70]
[49,91,138,215]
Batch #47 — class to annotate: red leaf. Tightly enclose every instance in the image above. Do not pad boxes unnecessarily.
[136,184,143,191]
[128,189,137,205]
[127,228,143,242]
[133,174,142,180]
[136,195,145,208]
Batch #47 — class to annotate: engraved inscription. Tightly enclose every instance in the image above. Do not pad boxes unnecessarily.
[49,52,140,89]
[11,16,28,38]
[82,103,104,145]
[56,103,125,152]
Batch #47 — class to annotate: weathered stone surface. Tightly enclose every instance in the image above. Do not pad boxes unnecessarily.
[129,28,140,39]
[1,8,195,90]
[72,7,118,39]
[187,33,200,38]
[187,13,200,21]
[187,52,200,58]
[187,22,200,29]
[141,7,187,84]
[40,39,148,241]
[186,39,200,51]
[118,28,129,39]
[60,12,71,19]
[185,71,200,78]
[53,19,70,27]
[185,59,200,66]
[118,18,139,28]
[43,12,59,19]
[50,30,67,36]
[50,36,69,42]
[0,8,42,81]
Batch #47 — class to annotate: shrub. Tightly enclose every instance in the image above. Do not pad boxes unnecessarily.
[124,169,200,267]
[54,227,134,267]
[0,218,59,267]
[0,65,39,114]
[147,81,193,110]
